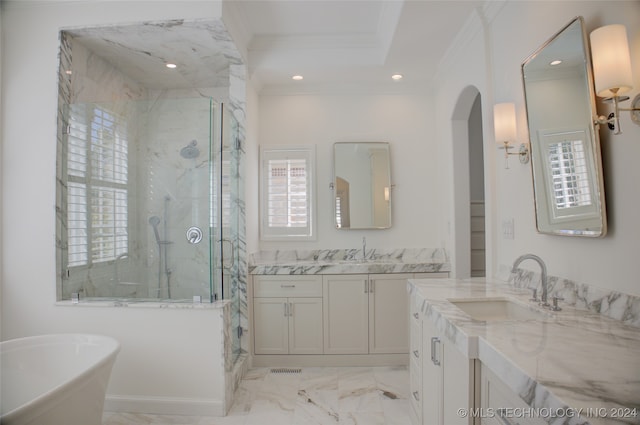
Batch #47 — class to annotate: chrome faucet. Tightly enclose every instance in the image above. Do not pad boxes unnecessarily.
[512,254,549,306]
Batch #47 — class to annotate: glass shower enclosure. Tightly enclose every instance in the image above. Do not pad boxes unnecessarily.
[58,97,239,305]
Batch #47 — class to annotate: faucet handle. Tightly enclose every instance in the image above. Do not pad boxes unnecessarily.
[550,296,564,311]
[529,288,538,302]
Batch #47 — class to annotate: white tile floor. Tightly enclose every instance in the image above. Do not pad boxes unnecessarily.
[103,366,412,425]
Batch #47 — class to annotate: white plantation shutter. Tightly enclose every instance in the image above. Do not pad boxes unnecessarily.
[547,139,592,209]
[66,104,129,267]
[260,146,315,240]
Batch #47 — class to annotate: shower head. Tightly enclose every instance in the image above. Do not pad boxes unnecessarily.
[148,216,161,244]
[180,140,200,159]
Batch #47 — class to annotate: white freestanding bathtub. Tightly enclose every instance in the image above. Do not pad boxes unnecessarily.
[1,333,120,425]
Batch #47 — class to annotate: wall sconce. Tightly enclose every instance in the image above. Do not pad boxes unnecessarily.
[494,102,530,169]
[590,24,640,134]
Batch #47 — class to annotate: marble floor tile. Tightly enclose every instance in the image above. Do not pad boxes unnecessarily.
[338,368,383,413]
[103,366,409,425]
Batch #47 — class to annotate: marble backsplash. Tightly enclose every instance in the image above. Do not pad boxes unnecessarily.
[250,247,448,265]
[503,265,640,327]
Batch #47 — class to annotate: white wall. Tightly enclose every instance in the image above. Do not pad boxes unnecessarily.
[436,1,640,296]
[253,93,443,252]
[0,0,231,414]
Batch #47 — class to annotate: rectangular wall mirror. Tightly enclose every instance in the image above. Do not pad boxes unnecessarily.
[333,142,392,229]
[522,16,607,237]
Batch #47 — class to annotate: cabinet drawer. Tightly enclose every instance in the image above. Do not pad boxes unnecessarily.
[254,275,322,297]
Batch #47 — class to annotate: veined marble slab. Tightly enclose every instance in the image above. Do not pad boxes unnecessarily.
[407,278,640,425]
[249,248,450,275]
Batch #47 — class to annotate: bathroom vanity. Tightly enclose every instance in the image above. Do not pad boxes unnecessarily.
[249,249,449,366]
[407,278,640,425]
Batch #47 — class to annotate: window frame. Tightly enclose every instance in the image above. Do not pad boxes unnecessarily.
[259,145,316,241]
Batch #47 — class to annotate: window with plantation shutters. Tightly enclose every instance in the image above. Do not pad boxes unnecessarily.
[540,129,599,223]
[260,146,316,240]
[66,104,129,268]
[547,138,592,209]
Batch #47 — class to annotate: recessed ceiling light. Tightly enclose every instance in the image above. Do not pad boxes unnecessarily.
[292,75,304,81]
[550,60,562,66]
[166,63,177,69]
[391,74,403,81]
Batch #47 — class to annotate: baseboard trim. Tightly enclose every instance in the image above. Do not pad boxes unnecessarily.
[104,395,225,416]
[252,353,408,367]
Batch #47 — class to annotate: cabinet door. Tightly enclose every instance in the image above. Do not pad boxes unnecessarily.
[253,297,288,355]
[288,297,323,354]
[368,273,411,354]
[480,363,547,425]
[422,318,443,425]
[323,275,369,354]
[442,340,474,425]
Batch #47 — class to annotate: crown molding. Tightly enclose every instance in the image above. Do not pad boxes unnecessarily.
[433,0,507,86]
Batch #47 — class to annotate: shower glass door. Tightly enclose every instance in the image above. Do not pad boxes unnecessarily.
[58,97,222,302]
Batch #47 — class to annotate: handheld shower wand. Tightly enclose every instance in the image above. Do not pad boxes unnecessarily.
[148,216,162,244]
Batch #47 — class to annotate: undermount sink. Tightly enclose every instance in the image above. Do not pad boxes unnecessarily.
[447,297,551,322]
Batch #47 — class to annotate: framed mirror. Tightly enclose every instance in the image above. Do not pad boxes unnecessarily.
[333,142,391,229]
[522,16,607,237]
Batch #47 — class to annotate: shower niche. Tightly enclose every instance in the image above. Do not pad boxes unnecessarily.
[55,20,246,306]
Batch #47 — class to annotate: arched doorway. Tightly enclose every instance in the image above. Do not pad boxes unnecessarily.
[451,86,486,278]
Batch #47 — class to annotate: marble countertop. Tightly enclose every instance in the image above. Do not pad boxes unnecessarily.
[408,278,640,425]
[249,248,451,275]
[249,260,450,275]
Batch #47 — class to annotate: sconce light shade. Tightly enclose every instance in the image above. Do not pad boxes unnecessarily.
[590,24,633,98]
[494,102,517,143]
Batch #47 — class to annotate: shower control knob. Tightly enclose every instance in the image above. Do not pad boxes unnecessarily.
[186,226,203,244]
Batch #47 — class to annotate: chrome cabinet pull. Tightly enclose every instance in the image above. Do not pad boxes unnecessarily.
[430,336,441,366]
[281,284,296,288]
[413,350,420,359]
[289,302,293,317]
[413,312,419,320]
[364,281,368,293]
[284,302,289,317]
[412,391,420,401]
[369,280,374,293]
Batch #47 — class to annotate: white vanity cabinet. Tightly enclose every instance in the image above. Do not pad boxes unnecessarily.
[252,272,448,362]
[253,275,323,355]
[411,309,476,425]
[323,273,446,355]
[323,273,412,354]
